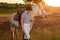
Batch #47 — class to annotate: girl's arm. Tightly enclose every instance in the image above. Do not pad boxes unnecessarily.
[21,18,24,31]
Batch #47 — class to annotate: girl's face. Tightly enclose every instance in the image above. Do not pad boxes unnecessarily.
[27,10,31,14]
[26,10,31,14]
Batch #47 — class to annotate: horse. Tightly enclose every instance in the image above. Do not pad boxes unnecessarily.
[10,11,20,40]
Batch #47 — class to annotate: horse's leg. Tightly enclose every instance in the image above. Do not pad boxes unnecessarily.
[12,29,15,40]
[10,24,15,40]
[12,27,15,40]
[30,21,33,29]
[14,26,20,40]
[14,25,20,40]
[30,13,36,29]
[30,17,35,29]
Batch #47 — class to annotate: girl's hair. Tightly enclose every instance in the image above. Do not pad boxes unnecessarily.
[26,6,32,10]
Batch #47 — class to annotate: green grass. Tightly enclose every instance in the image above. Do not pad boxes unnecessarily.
[0,8,18,14]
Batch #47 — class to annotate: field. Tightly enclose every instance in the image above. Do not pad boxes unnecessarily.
[0,7,60,40]
[0,13,60,40]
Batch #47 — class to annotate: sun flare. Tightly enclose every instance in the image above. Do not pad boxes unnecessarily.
[43,0,60,7]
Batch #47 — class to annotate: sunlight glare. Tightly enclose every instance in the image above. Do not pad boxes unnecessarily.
[43,0,60,7]
[0,0,24,4]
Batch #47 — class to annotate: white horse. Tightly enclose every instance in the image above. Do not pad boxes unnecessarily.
[10,12,20,40]
[29,3,48,29]
[9,3,48,40]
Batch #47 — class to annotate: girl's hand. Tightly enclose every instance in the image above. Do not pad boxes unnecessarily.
[20,25,23,32]
[21,28,23,32]
[30,20,33,22]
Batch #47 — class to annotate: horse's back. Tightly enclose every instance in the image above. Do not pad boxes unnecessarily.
[10,13,19,27]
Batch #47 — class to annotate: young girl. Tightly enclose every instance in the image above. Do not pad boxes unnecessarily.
[21,6,32,40]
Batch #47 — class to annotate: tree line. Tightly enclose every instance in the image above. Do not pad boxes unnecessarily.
[0,2,26,9]
[0,0,39,9]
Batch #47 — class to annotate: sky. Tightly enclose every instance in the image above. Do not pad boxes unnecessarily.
[0,0,60,7]
[0,0,24,4]
[44,0,60,7]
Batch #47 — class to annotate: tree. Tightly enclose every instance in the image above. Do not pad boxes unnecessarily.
[23,0,32,4]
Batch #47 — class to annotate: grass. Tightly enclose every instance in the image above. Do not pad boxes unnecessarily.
[0,13,60,40]
[0,14,11,17]
[0,8,18,14]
